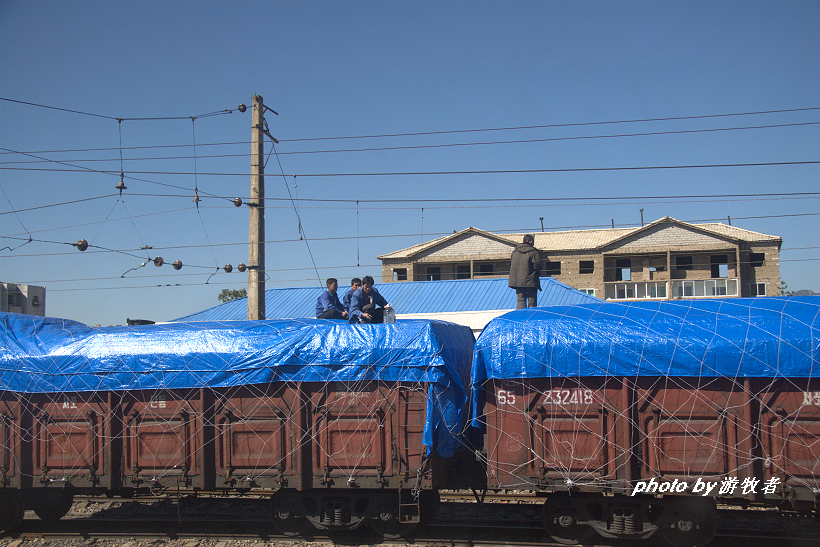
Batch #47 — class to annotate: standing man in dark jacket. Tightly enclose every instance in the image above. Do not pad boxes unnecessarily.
[508,234,543,309]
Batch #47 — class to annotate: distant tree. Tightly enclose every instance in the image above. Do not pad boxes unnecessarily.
[778,281,794,296]
[218,288,247,303]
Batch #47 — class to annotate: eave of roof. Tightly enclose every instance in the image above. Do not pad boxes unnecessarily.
[171,277,599,322]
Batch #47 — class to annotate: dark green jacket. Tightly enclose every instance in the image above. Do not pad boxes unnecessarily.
[508,243,543,289]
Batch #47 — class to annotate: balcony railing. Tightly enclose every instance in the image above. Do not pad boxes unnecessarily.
[605,282,667,300]
[672,278,738,298]
[605,279,738,301]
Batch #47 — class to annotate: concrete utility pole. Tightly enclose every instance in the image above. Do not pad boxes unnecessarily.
[248,95,265,320]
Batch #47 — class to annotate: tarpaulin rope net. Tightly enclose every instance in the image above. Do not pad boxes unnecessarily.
[0,314,475,490]
[470,296,820,499]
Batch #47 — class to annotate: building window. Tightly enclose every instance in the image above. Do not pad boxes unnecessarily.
[615,259,631,281]
[579,260,595,274]
[583,288,596,297]
[710,255,729,278]
[393,268,407,281]
[426,267,441,281]
[606,282,667,300]
[455,265,471,279]
[543,261,561,276]
[750,283,767,297]
[675,256,693,270]
[672,279,738,298]
[749,253,765,268]
[476,263,494,276]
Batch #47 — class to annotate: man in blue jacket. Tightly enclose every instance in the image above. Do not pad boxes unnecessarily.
[316,278,348,320]
[349,275,392,323]
[342,277,362,315]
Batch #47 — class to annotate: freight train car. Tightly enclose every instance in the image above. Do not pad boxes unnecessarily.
[0,313,475,537]
[471,296,819,547]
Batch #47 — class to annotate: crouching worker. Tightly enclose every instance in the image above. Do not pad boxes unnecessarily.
[315,278,348,320]
[349,275,392,324]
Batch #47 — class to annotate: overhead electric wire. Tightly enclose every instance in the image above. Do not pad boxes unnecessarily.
[22,254,820,293]
[5,160,817,177]
[0,141,248,155]
[269,135,323,286]
[0,147,243,206]
[4,121,818,164]
[3,211,816,260]
[2,190,816,219]
[2,105,816,157]
[278,106,820,142]
[0,97,238,121]
[21,247,819,285]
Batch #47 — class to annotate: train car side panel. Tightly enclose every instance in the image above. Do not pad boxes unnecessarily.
[759,377,820,511]
[214,383,299,490]
[28,391,110,489]
[121,389,203,490]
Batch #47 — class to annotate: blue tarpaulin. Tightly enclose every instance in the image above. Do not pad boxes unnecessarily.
[472,296,819,386]
[471,296,820,427]
[0,313,475,456]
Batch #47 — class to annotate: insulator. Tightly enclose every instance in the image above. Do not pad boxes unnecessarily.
[238,103,247,113]
[115,179,127,191]
[75,239,88,252]
[172,260,183,270]
[153,257,164,267]
[237,263,246,272]
[224,264,233,273]
[233,197,243,207]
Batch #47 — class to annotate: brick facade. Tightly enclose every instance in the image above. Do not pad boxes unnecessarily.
[377,218,783,301]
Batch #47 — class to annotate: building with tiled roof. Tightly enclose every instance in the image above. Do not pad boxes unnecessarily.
[377,217,782,301]
[172,277,599,336]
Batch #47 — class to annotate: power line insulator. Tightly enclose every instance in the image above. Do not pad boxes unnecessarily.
[153,257,164,267]
[115,179,127,192]
[172,260,183,270]
[238,263,246,272]
[238,104,247,113]
[233,197,243,207]
[224,264,233,273]
[75,239,88,251]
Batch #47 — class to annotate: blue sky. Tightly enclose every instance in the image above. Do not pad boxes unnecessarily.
[1,0,818,326]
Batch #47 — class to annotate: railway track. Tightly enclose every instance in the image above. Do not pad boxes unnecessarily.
[1,495,816,547]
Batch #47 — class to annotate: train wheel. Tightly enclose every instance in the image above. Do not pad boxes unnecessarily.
[0,489,25,534]
[542,496,596,545]
[270,498,311,536]
[31,489,74,521]
[370,503,418,539]
[660,497,716,547]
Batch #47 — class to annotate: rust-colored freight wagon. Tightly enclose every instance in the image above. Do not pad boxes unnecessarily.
[0,314,475,538]
[472,297,820,547]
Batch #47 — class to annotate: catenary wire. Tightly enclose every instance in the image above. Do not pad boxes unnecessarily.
[2,105,816,156]
[0,97,238,121]
[1,192,816,219]
[0,147,233,202]
[4,160,817,177]
[18,247,819,286]
[3,212,816,257]
[24,255,820,293]
[3,121,817,164]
